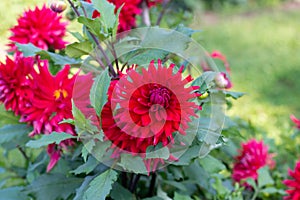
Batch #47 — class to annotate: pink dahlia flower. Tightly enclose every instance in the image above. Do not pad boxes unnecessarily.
[0,56,35,115]
[9,5,67,51]
[283,160,300,200]
[290,115,300,129]
[232,139,275,186]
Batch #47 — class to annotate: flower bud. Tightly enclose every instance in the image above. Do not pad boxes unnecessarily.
[198,91,209,99]
[215,72,232,89]
[50,0,67,13]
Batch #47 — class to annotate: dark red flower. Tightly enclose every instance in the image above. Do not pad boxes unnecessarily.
[290,115,300,129]
[0,56,35,115]
[101,60,198,172]
[9,5,67,51]
[232,139,275,186]
[86,0,141,32]
[283,160,300,200]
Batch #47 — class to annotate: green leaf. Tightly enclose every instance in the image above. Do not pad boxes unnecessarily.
[90,68,110,117]
[257,167,274,188]
[143,197,164,200]
[92,0,116,30]
[71,156,99,175]
[146,145,170,160]
[0,187,27,200]
[69,31,85,42]
[90,140,111,160]
[199,155,226,174]
[170,145,201,166]
[223,91,245,100]
[66,41,93,58]
[245,178,257,190]
[24,174,83,200]
[125,49,169,67]
[0,124,31,145]
[74,176,94,200]
[174,192,193,200]
[175,24,200,37]
[77,17,106,39]
[16,43,80,65]
[72,102,99,136]
[0,105,20,126]
[26,132,76,148]
[110,182,136,200]
[83,169,118,200]
[119,154,147,174]
[192,71,217,93]
[15,43,40,56]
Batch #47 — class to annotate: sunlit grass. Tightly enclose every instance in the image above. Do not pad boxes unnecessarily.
[192,9,300,141]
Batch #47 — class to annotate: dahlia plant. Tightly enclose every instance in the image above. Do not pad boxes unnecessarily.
[1,0,296,200]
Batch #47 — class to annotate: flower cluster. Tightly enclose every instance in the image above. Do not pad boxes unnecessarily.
[232,139,275,186]
[0,55,78,171]
[0,4,75,171]
[8,5,67,51]
[283,160,300,200]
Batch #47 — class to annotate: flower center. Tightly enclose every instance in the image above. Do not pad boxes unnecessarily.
[53,89,68,100]
[149,85,171,108]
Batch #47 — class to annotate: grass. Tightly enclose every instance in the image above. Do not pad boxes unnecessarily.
[192,8,300,141]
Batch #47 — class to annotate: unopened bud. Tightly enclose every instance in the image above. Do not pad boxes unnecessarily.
[50,0,67,13]
[198,91,209,99]
[215,72,232,89]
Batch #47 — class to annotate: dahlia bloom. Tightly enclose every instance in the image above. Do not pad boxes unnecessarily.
[101,60,198,172]
[9,5,67,51]
[290,115,300,129]
[21,64,75,136]
[20,65,76,171]
[86,0,141,32]
[283,160,300,200]
[232,139,275,186]
[0,56,35,115]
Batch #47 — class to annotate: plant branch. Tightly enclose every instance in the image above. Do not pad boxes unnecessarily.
[147,172,157,197]
[156,0,171,26]
[141,0,151,26]
[129,174,141,192]
[17,146,29,162]
[66,0,117,77]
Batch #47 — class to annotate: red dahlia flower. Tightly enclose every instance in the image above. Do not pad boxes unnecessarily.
[86,0,141,32]
[283,160,300,200]
[20,64,76,171]
[232,139,275,186]
[101,60,198,161]
[9,5,67,51]
[0,56,35,115]
[290,115,300,129]
[21,64,75,136]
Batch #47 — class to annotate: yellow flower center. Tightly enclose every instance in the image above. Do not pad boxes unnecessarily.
[53,89,68,100]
